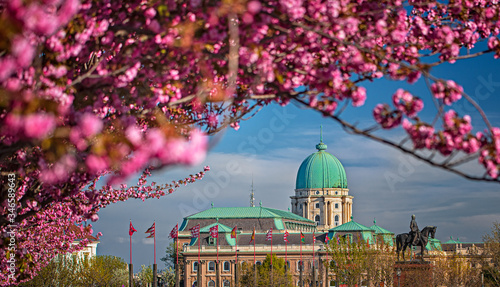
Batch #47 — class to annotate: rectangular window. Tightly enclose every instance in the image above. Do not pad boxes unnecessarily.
[208,261,216,272]
[208,237,217,246]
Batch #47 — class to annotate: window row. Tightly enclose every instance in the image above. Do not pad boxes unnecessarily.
[314,202,340,209]
[314,214,341,225]
[192,261,231,272]
[300,190,341,196]
[192,280,230,287]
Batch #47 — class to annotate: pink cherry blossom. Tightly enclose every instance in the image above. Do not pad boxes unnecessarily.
[23,113,57,139]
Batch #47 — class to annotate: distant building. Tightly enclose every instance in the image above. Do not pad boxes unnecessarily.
[175,137,394,287]
[68,224,100,258]
[441,236,484,255]
[174,135,481,287]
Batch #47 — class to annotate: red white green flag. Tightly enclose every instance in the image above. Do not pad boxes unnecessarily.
[190,224,200,238]
[209,225,219,238]
[129,221,137,236]
[169,224,178,239]
[231,226,237,238]
[266,228,273,241]
[145,222,155,238]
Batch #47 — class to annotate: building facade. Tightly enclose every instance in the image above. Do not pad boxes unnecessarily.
[174,137,395,287]
[172,135,487,287]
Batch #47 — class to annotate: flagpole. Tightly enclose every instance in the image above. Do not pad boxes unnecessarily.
[154,222,156,265]
[253,228,256,264]
[313,231,315,267]
[234,230,238,264]
[217,227,219,264]
[270,231,273,266]
[300,235,302,264]
[198,225,201,265]
[325,235,329,286]
[270,230,273,287]
[299,234,303,287]
[153,222,157,287]
[285,236,287,264]
[176,223,179,287]
[176,222,179,266]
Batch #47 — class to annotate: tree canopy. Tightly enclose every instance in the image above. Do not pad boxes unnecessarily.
[1,0,500,284]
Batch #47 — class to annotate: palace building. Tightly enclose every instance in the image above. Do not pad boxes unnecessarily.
[174,137,394,287]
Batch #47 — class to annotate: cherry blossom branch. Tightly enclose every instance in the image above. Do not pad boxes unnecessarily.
[290,96,500,183]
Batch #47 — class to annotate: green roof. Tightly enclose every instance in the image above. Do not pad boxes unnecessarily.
[329,218,373,232]
[426,238,443,251]
[185,207,315,223]
[296,140,347,189]
[444,236,461,244]
[199,222,234,233]
[370,219,394,234]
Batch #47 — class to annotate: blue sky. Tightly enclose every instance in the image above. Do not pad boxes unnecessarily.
[91,49,500,269]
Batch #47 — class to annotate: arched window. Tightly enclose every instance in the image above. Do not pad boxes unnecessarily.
[312,260,319,268]
[192,281,197,287]
[223,280,230,287]
[208,280,215,287]
[192,262,198,272]
[286,261,291,270]
[315,215,320,225]
[208,261,215,272]
[334,215,339,226]
[256,261,262,266]
[223,261,230,271]
[297,260,304,271]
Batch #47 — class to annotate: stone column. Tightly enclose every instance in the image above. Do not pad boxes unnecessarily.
[303,201,307,219]
[306,197,308,220]
[326,200,331,227]
[341,199,345,224]
[349,203,352,220]
[183,260,189,287]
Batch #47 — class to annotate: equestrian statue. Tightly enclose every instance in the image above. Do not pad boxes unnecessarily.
[396,215,437,261]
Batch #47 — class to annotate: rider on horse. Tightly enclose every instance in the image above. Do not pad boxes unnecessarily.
[410,214,420,245]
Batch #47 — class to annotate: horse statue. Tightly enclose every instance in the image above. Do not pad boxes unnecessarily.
[396,226,437,261]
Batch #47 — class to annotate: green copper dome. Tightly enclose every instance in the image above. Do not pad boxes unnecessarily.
[296,140,347,189]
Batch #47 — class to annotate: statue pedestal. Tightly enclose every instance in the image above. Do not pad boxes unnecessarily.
[394,261,433,286]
